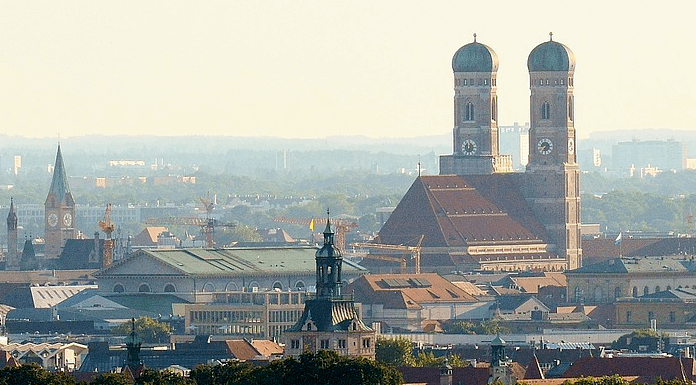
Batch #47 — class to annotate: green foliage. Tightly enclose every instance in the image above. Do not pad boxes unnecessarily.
[442,320,510,335]
[0,363,63,385]
[111,317,172,344]
[557,375,630,385]
[189,361,257,385]
[193,350,402,385]
[134,369,192,385]
[611,328,665,350]
[375,337,414,367]
[90,373,134,385]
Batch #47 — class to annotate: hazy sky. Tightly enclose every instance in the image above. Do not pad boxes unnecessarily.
[1,1,694,139]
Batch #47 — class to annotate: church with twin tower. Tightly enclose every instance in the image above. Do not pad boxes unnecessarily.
[377,34,581,272]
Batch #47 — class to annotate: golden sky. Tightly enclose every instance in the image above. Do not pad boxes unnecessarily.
[1,0,693,139]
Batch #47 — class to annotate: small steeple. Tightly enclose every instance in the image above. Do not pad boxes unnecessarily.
[125,318,143,365]
[549,32,553,41]
[323,208,334,246]
[473,33,477,43]
[7,197,17,230]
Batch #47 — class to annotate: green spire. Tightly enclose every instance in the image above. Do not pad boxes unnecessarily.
[47,145,72,204]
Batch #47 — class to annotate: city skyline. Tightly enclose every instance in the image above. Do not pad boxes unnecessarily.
[1,1,694,140]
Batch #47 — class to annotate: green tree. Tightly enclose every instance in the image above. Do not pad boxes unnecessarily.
[189,361,256,385]
[442,321,476,334]
[90,373,134,385]
[111,317,172,344]
[134,369,191,385]
[375,337,414,367]
[0,364,52,385]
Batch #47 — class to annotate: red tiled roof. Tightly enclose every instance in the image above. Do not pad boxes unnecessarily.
[563,356,693,381]
[346,273,477,310]
[399,366,490,385]
[378,175,550,249]
[524,355,545,379]
[226,340,262,360]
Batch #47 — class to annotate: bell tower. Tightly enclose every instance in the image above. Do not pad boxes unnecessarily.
[44,145,76,259]
[441,34,512,175]
[525,33,582,269]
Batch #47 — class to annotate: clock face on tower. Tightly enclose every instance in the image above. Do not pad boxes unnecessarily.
[538,138,554,155]
[48,213,58,227]
[63,213,72,227]
[567,138,575,154]
[462,139,477,156]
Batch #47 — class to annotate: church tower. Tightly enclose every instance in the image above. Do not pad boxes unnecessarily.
[284,210,375,358]
[6,198,19,270]
[440,34,512,175]
[524,34,582,269]
[44,145,76,259]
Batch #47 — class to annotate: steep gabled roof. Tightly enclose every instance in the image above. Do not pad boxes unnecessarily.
[377,175,550,248]
[525,354,545,379]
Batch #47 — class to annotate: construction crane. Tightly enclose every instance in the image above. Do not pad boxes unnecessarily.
[145,193,236,248]
[273,216,358,254]
[98,203,115,267]
[351,235,424,274]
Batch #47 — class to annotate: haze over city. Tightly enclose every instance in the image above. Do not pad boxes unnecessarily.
[1,0,694,140]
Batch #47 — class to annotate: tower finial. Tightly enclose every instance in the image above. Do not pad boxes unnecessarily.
[473,33,477,42]
[549,32,553,41]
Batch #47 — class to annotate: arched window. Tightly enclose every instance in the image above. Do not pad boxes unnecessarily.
[614,286,621,300]
[272,281,283,291]
[568,96,574,121]
[138,284,151,293]
[666,285,672,291]
[463,79,468,86]
[632,286,638,297]
[644,286,649,296]
[541,101,551,120]
[113,283,125,293]
[295,281,306,291]
[593,287,603,302]
[655,286,661,293]
[225,282,238,291]
[465,102,475,121]
[164,283,176,293]
[202,282,216,292]
[248,281,259,291]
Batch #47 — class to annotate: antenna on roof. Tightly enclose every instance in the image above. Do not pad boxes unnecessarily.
[473,33,477,42]
[417,156,422,177]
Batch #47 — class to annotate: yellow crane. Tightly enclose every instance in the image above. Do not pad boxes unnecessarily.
[145,193,236,248]
[273,216,358,254]
[351,235,424,274]
[98,203,115,267]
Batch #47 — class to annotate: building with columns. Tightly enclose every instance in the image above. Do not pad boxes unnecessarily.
[376,34,581,272]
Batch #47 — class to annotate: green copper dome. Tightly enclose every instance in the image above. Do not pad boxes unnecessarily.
[528,36,575,72]
[452,38,499,73]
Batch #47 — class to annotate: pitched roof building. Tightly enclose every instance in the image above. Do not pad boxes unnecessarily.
[346,273,487,332]
[95,245,367,302]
